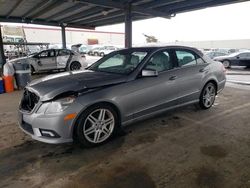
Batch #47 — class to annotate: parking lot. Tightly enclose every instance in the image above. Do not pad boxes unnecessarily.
[1,69,250,188]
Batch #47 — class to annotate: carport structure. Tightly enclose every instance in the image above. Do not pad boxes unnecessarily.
[0,0,248,66]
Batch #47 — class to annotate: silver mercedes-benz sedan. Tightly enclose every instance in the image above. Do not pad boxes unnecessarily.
[18,46,226,147]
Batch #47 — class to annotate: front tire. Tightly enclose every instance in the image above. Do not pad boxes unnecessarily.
[76,104,119,147]
[199,82,216,109]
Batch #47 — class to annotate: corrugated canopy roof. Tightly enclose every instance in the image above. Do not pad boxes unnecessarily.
[0,0,248,29]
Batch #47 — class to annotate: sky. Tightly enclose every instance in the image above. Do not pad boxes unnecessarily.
[97,1,250,44]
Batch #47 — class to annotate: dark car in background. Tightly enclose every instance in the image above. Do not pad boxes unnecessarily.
[205,51,228,59]
[214,51,250,68]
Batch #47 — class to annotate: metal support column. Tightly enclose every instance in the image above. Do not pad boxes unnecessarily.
[0,26,6,72]
[124,3,132,48]
[61,25,66,49]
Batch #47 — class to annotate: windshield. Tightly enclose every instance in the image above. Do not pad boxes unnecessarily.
[88,50,148,75]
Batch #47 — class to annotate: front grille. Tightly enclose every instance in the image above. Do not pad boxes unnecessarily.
[21,121,34,134]
[20,89,40,112]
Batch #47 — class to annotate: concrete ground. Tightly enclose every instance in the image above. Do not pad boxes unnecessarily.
[1,72,250,188]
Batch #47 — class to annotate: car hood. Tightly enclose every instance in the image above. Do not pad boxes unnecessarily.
[8,56,29,63]
[214,55,231,60]
[26,70,127,101]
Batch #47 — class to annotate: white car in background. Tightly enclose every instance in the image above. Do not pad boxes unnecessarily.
[10,49,87,73]
[98,46,119,56]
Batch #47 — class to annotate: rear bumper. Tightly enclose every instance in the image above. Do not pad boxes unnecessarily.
[218,79,226,93]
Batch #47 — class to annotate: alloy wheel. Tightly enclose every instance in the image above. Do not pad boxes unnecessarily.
[222,60,230,68]
[83,108,115,144]
[202,84,216,108]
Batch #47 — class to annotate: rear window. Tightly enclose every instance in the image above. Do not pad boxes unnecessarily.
[176,50,196,67]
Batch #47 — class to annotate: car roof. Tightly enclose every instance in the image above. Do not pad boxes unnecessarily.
[118,46,203,56]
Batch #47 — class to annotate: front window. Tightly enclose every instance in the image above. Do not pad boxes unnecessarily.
[58,49,70,56]
[38,50,55,58]
[88,50,148,74]
[15,38,24,43]
[6,37,14,42]
[144,51,173,72]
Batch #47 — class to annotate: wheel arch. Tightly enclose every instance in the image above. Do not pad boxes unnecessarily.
[204,79,218,94]
[72,101,122,140]
[67,61,81,70]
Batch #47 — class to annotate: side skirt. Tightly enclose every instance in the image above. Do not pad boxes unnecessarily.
[122,100,199,127]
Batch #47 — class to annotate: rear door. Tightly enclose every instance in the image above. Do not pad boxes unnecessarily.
[57,49,71,68]
[37,50,57,70]
[173,49,209,104]
[237,52,250,66]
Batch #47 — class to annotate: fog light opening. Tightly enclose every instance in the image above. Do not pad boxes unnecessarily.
[40,129,60,138]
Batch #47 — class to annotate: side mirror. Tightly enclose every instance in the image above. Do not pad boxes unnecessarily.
[141,69,158,77]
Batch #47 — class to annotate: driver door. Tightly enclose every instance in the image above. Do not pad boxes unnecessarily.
[37,50,57,70]
[128,50,181,119]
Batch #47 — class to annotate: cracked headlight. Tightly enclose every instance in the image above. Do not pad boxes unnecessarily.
[37,96,75,114]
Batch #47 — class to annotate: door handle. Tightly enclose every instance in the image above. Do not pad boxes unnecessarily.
[169,75,177,80]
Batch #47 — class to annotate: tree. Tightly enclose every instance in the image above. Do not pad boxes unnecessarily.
[143,33,158,43]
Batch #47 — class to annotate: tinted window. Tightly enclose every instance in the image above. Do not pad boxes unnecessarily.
[39,51,48,58]
[239,53,250,58]
[48,50,55,57]
[176,50,196,67]
[58,49,70,56]
[145,51,173,72]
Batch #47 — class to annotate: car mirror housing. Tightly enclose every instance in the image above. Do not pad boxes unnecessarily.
[142,69,158,77]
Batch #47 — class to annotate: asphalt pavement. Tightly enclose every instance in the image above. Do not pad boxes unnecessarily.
[226,67,250,88]
[0,65,250,188]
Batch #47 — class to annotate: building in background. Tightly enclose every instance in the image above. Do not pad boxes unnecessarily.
[1,24,124,46]
[22,26,124,46]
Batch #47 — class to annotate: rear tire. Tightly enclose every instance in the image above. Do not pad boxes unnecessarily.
[76,104,119,147]
[199,82,216,109]
[222,60,231,68]
[100,52,105,57]
[69,61,81,71]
